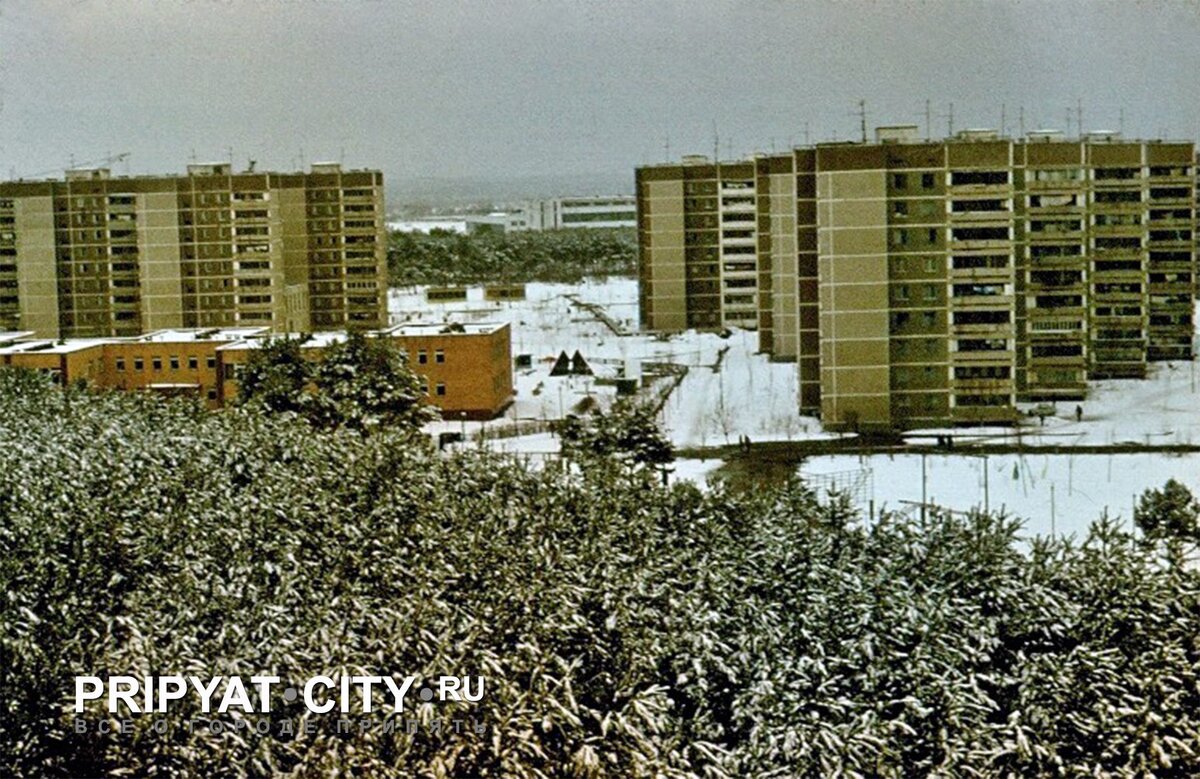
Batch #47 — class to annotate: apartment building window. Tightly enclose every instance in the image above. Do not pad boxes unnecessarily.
[891,229,908,247]
[170,356,180,370]
[207,356,216,369]
[115,358,125,371]
[922,173,936,189]
[894,285,909,301]
[152,358,162,371]
[435,349,445,364]
[924,285,937,301]
[894,202,908,217]
[188,356,198,370]
[418,350,427,365]
[924,257,938,272]
[927,228,938,245]
[207,389,218,401]
[893,173,908,189]
[435,382,446,396]
[134,358,144,371]
[922,311,937,327]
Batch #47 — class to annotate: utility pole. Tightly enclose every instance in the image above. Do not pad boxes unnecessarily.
[983,454,990,514]
[921,453,928,522]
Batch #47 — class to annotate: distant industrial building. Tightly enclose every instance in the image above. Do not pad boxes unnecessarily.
[385,197,635,237]
[0,162,387,339]
[523,196,637,230]
[0,322,514,419]
[637,127,1196,430]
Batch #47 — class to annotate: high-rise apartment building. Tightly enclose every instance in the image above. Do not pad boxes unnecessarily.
[0,162,387,338]
[637,127,1196,430]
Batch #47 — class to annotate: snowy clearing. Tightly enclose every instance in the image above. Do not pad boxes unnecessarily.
[799,451,1200,539]
[391,279,815,448]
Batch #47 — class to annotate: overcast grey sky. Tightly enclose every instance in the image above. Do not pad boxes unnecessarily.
[2,0,1199,183]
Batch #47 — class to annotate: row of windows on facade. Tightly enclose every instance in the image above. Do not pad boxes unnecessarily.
[222,362,448,396]
[112,348,446,372]
[891,167,1194,189]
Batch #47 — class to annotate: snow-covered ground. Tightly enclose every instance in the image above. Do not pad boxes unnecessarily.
[391,280,816,448]
[395,279,1200,517]
[800,451,1200,539]
[903,360,1200,448]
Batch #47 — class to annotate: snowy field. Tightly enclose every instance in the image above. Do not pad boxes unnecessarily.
[393,279,1200,518]
[390,279,814,448]
[800,451,1200,540]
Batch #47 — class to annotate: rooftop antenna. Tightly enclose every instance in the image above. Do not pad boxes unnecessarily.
[1119,107,1125,135]
[1065,107,1072,137]
[299,147,305,170]
[940,102,955,138]
[856,99,867,143]
[663,134,670,162]
[925,99,932,141]
[1076,98,1083,137]
[1019,106,1025,137]
[1000,103,1007,137]
[190,148,196,163]
[339,146,345,165]
[725,137,733,159]
[804,121,811,146]
[712,120,719,162]
[247,159,257,172]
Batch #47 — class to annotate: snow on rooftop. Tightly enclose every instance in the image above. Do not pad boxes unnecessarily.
[217,332,347,351]
[0,338,111,355]
[136,327,270,343]
[381,322,506,337]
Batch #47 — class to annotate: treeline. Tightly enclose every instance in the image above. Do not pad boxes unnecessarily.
[387,228,636,286]
[2,370,1200,776]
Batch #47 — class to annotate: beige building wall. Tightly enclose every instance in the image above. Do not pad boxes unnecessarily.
[275,186,310,332]
[768,168,799,359]
[14,196,58,337]
[818,169,891,429]
[137,191,185,331]
[640,178,687,331]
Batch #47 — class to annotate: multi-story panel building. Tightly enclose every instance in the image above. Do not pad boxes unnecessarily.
[0,162,387,338]
[637,128,1196,430]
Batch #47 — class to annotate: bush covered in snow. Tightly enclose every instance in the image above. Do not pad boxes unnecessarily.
[2,370,1200,777]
